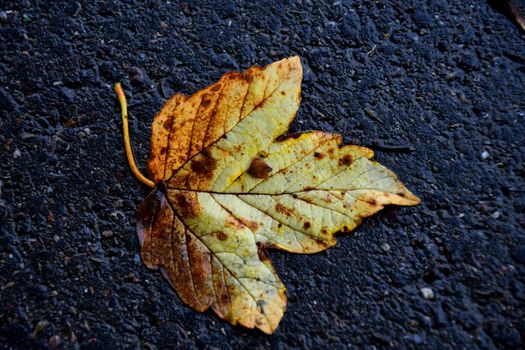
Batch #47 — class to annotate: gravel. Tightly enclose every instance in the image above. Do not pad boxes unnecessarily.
[420,287,435,300]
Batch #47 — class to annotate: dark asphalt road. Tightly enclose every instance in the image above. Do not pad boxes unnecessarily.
[1,0,524,349]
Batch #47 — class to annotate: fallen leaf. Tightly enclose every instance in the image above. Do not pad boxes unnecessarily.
[115,56,420,334]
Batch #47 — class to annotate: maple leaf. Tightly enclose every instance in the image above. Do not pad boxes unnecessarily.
[114,56,420,334]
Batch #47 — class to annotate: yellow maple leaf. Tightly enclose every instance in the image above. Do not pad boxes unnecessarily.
[115,56,420,334]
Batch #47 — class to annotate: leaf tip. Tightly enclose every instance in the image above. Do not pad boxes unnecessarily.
[398,189,421,206]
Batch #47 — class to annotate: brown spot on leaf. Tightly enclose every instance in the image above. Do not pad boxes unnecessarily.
[276,132,302,142]
[314,152,324,159]
[256,242,269,262]
[338,154,353,166]
[248,157,273,179]
[215,232,228,241]
[201,99,211,108]
[170,191,201,218]
[211,84,222,91]
[218,288,229,306]
[256,299,267,309]
[303,222,311,229]
[244,73,253,83]
[225,215,243,230]
[162,118,172,130]
[240,218,259,231]
[226,72,244,81]
[190,149,217,179]
[275,203,294,217]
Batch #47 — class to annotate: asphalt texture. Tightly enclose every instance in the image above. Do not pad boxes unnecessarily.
[1,1,525,349]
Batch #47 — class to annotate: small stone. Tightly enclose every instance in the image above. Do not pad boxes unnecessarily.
[412,334,423,344]
[13,149,21,158]
[0,11,7,20]
[514,245,525,264]
[435,305,449,326]
[181,2,191,15]
[420,287,435,299]
[223,3,237,17]
[479,203,489,213]
[65,2,81,17]
[372,331,391,345]
[77,131,86,138]
[381,243,391,252]
[60,87,76,102]
[20,132,36,140]
[32,320,49,336]
[37,284,49,296]
[49,335,61,348]
[491,211,501,219]
[459,52,481,71]
[15,306,28,321]
[129,67,146,84]
[83,127,91,135]
[125,273,140,283]
[407,32,419,43]
[481,151,490,160]
[102,230,114,239]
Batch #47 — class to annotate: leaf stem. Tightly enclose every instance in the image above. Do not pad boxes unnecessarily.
[114,83,155,188]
